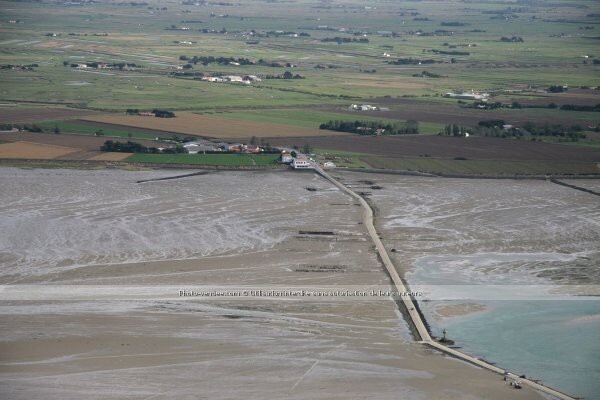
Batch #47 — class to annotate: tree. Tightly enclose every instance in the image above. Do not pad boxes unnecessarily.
[302,143,312,154]
[282,70,293,79]
[406,120,419,134]
[53,125,60,134]
[290,150,297,158]
[250,136,257,145]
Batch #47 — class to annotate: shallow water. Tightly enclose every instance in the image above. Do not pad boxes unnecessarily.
[440,300,600,400]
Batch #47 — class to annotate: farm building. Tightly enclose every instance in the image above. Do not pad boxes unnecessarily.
[244,144,262,154]
[183,143,219,154]
[203,76,224,82]
[323,161,336,169]
[349,104,380,111]
[223,75,244,82]
[280,151,293,164]
[228,144,243,152]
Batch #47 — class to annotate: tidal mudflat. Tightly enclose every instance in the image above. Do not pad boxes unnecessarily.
[0,167,546,399]
[349,172,600,399]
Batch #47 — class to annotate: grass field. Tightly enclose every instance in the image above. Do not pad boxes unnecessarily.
[126,153,280,166]
[1,0,598,111]
[82,112,350,139]
[36,121,162,141]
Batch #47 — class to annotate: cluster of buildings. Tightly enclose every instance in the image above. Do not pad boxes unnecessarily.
[349,104,388,111]
[68,61,138,71]
[201,75,262,84]
[182,141,264,154]
[178,144,335,170]
[280,150,336,170]
[444,91,490,101]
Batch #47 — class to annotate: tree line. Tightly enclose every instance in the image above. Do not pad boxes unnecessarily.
[125,109,176,118]
[179,55,255,66]
[319,120,419,135]
[100,140,185,153]
[439,121,587,140]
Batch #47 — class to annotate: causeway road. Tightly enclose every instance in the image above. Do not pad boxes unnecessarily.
[313,165,576,400]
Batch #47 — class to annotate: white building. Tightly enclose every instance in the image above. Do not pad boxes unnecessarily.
[204,76,224,82]
[291,158,312,169]
[223,75,244,82]
[323,161,336,169]
[444,92,490,101]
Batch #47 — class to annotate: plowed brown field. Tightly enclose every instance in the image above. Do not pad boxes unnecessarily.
[0,141,81,159]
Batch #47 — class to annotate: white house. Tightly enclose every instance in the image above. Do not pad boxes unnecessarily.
[204,76,224,82]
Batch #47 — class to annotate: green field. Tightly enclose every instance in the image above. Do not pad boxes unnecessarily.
[0,0,599,174]
[36,121,165,141]
[1,0,598,110]
[126,153,280,166]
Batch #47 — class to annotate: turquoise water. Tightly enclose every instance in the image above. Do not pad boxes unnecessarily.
[406,251,600,399]
[429,300,600,399]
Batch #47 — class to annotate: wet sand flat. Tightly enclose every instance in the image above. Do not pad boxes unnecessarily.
[0,168,544,399]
